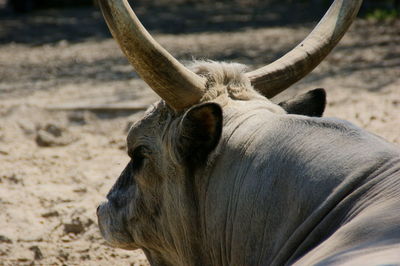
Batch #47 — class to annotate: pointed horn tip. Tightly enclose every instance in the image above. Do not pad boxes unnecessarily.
[248,0,363,98]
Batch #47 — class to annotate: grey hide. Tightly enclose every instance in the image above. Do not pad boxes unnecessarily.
[97,62,400,266]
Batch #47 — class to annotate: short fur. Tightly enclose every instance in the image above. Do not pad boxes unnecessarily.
[97,61,400,266]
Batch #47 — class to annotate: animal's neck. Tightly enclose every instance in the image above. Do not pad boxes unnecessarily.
[196,111,400,265]
[147,172,206,266]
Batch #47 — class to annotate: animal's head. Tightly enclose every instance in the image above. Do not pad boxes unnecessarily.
[96,0,361,260]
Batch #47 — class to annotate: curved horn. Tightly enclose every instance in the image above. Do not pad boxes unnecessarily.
[246,0,363,98]
[97,0,206,111]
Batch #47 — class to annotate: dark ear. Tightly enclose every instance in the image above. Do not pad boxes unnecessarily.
[178,102,223,164]
[279,88,326,117]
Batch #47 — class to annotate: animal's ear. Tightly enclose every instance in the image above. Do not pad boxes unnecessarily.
[278,88,326,117]
[178,102,223,164]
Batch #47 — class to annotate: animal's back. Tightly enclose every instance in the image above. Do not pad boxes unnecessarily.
[275,116,400,265]
[206,112,400,265]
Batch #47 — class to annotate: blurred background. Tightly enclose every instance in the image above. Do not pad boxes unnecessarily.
[0,0,399,44]
[0,0,399,265]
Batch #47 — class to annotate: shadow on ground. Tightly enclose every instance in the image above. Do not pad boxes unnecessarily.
[0,1,327,45]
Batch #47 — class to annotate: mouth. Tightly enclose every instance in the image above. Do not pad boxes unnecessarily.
[96,201,138,250]
[96,202,107,234]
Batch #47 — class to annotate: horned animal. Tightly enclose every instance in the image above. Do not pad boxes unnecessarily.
[96,0,400,265]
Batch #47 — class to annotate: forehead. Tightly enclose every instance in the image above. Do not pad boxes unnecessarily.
[126,101,172,147]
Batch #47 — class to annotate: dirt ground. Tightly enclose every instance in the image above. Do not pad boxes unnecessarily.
[0,3,399,266]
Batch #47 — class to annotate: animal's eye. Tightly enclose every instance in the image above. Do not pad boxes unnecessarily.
[128,146,146,169]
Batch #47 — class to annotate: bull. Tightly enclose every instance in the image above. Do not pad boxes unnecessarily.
[96,0,400,265]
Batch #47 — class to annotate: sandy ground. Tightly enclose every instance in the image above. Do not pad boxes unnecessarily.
[0,5,399,265]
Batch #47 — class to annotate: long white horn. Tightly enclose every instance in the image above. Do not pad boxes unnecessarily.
[98,0,206,111]
[246,0,363,98]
